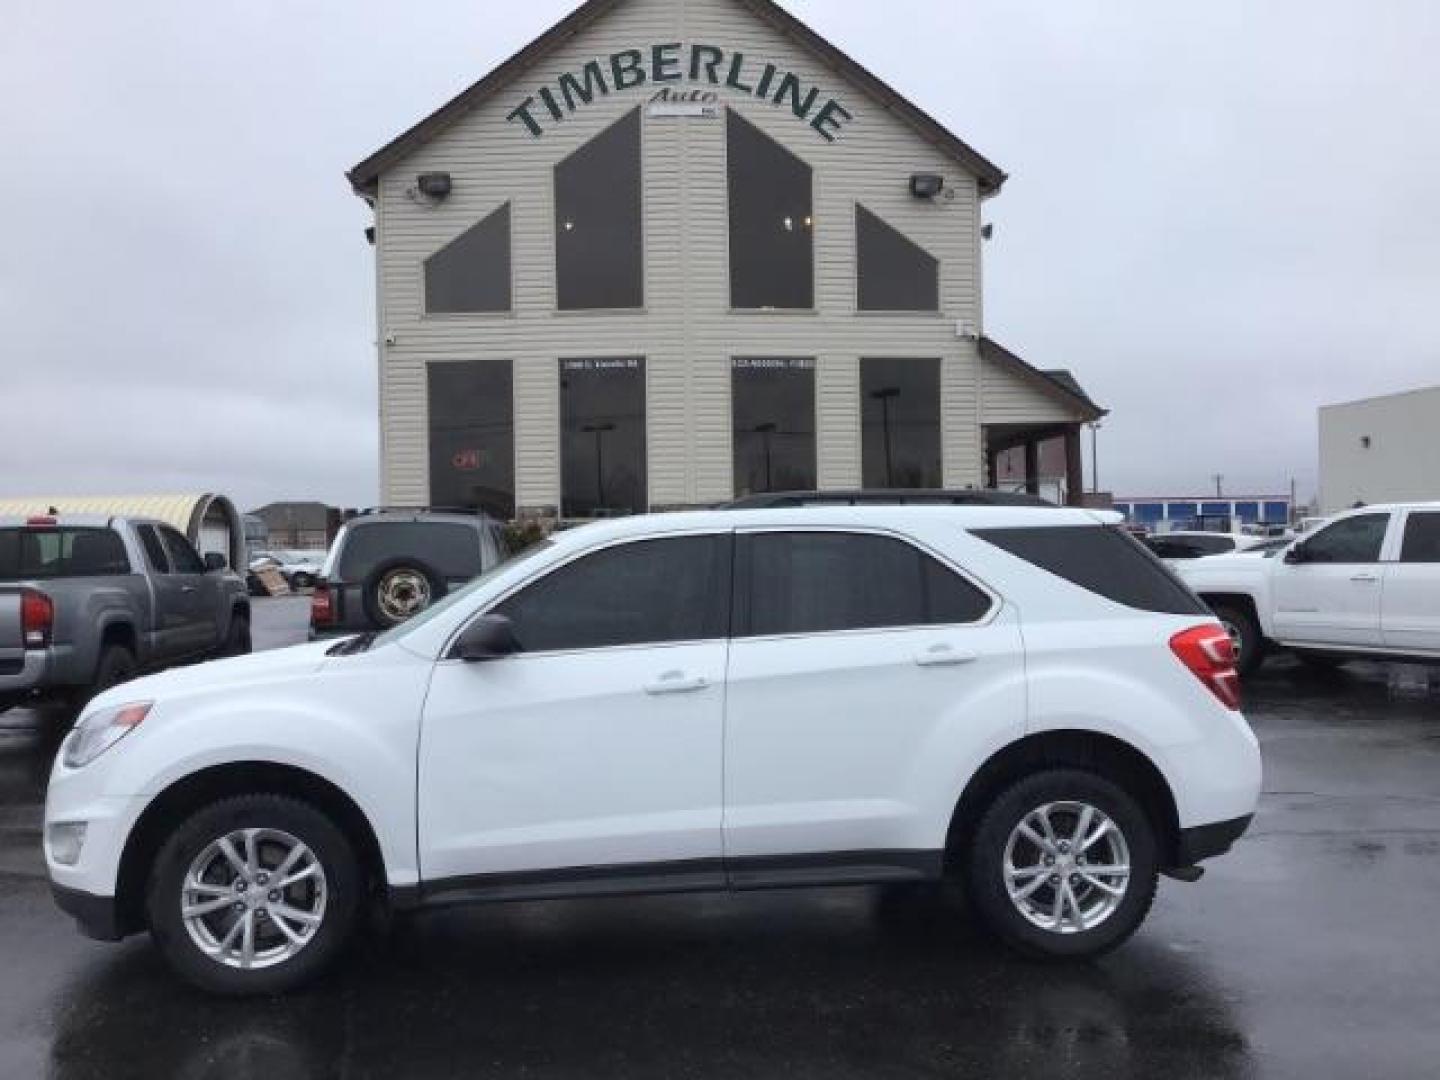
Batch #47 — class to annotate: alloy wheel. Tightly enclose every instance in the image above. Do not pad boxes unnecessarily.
[180,827,328,970]
[1003,801,1131,934]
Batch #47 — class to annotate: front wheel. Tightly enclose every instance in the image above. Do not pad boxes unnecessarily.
[146,795,360,995]
[220,614,252,657]
[964,770,1159,959]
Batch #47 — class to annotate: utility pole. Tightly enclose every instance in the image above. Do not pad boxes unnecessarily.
[1211,474,1224,498]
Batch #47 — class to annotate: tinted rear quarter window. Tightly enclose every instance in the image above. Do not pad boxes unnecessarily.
[339,522,483,581]
[974,525,1209,616]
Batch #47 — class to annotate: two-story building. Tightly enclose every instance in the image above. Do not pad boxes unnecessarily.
[347,0,1105,520]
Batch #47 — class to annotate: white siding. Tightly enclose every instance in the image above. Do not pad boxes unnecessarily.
[370,0,1064,510]
[1319,386,1440,512]
[981,360,1077,426]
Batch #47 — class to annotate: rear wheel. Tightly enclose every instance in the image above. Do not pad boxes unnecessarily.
[964,769,1158,959]
[146,795,360,995]
[220,614,252,657]
[1209,602,1262,676]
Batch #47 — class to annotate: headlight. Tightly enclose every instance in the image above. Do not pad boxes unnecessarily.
[63,702,153,768]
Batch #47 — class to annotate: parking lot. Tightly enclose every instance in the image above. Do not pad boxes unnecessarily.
[0,596,1436,1078]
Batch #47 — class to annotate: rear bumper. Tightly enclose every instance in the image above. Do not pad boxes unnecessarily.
[1173,813,1253,866]
[51,883,125,942]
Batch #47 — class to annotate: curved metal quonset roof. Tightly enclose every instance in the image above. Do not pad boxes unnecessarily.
[0,494,246,570]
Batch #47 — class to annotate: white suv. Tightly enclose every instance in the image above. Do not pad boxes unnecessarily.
[45,507,1261,994]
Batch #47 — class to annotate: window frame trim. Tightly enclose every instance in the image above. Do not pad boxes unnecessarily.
[853,202,942,314]
[551,106,647,313]
[730,525,1002,643]
[420,199,516,318]
[439,529,736,662]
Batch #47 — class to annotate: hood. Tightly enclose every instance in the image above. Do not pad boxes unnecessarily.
[1173,551,1269,580]
[86,639,338,713]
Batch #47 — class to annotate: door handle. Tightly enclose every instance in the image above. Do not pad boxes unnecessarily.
[1350,574,1380,584]
[644,671,710,695]
[914,644,979,667]
[180,585,197,594]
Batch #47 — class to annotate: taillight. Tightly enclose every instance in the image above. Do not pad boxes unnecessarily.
[21,589,54,649]
[1170,624,1241,710]
[310,582,333,627]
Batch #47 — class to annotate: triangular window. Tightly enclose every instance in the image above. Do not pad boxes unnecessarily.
[425,202,512,313]
[856,204,938,312]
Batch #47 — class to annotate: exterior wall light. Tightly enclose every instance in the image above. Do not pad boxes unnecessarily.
[417,172,453,200]
[910,173,944,199]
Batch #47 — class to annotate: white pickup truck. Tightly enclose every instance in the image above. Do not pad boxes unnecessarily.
[1174,503,1440,674]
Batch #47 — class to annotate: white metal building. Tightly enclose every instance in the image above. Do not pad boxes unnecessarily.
[1320,385,1440,513]
[348,0,1104,520]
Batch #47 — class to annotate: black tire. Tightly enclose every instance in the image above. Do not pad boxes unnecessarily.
[963,769,1159,960]
[66,644,139,713]
[220,613,252,657]
[290,572,313,590]
[361,559,444,629]
[145,794,361,996]
[1209,602,1263,676]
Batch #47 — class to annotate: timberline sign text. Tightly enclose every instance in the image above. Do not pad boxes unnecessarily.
[506,43,853,142]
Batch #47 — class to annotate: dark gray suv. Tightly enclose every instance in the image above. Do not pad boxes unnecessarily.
[310,510,505,635]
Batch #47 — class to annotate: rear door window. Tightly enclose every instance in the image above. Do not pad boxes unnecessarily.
[0,528,131,578]
[1400,512,1440,563]
[974,525,1209,616]
[339,522,484,581]
[735,531,992,638]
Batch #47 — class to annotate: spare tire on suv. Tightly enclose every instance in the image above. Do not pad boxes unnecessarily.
[362,559,445,629]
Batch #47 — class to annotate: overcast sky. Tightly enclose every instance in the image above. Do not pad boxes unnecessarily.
[4,0,1437,510]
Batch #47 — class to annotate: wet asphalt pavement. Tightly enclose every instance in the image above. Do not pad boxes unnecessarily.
[2,598,1439,1078]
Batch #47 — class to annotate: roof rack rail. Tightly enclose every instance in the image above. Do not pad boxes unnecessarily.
[723,489,1057,510]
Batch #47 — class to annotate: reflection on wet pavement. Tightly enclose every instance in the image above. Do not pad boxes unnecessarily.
[0,599,1437,1078]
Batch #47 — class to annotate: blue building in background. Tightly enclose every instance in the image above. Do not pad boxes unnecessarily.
[1113,496,1292,532]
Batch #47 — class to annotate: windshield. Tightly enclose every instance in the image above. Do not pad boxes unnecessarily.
[371,539,555,648]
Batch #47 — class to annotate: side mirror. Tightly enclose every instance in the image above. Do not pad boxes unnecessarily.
[1284,542,1308,565]
[454,614,520,662]
[204,552,228,572]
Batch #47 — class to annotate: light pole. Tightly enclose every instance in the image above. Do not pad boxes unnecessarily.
[870,387,901,486]
[754,422,777,492]
[582,422,615,513]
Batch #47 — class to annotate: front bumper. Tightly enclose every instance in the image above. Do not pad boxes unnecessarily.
[51,883,124,942]
[1174,813,1253,866]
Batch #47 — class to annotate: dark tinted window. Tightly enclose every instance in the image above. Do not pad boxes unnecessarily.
[739,531,990,637]
[1401,513,1440,563]
[1146,535,1234,559]
[861,358,942,489]
[975,525,1209,616]
[1304,514,1389,563]
[493,536,729,653]
[339,522,482,581]
[138,526,168,573]
[732,358,816,495]
[0,528,130,579]
[856,205,938,312]
[428,360,515,520]
[561,358,647,518]
[424,203,512,314]
[159,527,204,574]
[556,109,642,310]
[728,110,813,309]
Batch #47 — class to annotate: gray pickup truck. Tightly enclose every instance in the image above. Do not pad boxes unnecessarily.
[0,514,250,713]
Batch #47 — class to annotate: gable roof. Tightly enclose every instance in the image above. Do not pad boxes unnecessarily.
[346,0,1007,197]
[979,336,1107,422]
